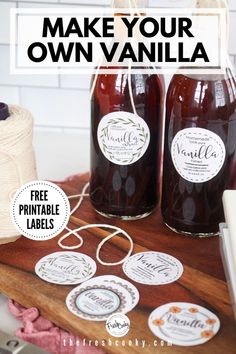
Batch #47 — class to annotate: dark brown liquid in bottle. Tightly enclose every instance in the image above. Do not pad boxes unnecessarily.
[90,72,164,218]
[162,70,236,235]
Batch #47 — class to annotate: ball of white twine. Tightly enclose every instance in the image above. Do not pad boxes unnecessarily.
[0,105,37,242]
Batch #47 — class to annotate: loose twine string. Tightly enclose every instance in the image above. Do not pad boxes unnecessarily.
[58,182,134,266]
[0,105,37,240]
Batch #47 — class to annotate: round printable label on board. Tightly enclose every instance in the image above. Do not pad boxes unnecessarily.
[80,275,140,309]
[122,252,183,285]
[171,128,226,183]
[11,181,70,241]
[148,302,220,346]
[66,283,130,321]
[97,111,150,165]
[75,288,120,316]
[35,252,97,285]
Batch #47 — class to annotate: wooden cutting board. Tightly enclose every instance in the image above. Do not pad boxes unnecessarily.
[0,173,235,354]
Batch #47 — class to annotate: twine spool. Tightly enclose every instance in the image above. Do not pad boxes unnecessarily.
[0,105,37,244]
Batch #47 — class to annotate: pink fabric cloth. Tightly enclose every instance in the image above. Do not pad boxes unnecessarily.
[8,300,104,354]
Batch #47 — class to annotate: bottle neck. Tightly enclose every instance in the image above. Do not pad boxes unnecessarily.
[112,0,147,9]
[112,0,146,35]
[183,65,235,81]
[195,0,228,8]
[195,0,229,60]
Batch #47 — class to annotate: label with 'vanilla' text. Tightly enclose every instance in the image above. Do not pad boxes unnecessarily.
[171,128,226,183]
[66,275,139,321]
[35,252,97,285]
[122,251,183,285]
[97,111,150,165]
[67,285,127,321]
[148,302,220,346]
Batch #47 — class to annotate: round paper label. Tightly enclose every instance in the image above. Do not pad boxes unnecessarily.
[171,128,226,183]
[66,284,128,321]
[82,275,140,309]
[148,302,220,346]
[35,252,97,285]
[76,288,121,316]
[97,111,150,165]
[122,252,183,285]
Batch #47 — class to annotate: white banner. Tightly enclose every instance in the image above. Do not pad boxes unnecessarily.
[10,7,227,74]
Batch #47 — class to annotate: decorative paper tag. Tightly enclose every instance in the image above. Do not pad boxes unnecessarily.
[122,251,183,285]
[67,284,128,321]
[97,111,150,165]
[82,275,140,308]
[171,128,226,183]
[35,252,97,285]
[66,275,139,321]
[148,302,220,346]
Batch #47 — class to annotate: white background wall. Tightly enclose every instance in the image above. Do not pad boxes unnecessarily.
[0,0,236,179]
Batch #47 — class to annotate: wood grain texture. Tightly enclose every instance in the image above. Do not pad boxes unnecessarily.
[0,173,235,354]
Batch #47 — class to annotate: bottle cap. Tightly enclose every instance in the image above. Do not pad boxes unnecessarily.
[0,102,10,121]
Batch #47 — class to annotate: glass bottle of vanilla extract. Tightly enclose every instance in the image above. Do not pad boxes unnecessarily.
[90,0,164,219]
[161,0,236,236]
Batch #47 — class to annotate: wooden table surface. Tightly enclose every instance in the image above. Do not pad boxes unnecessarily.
[0,173,235,354]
